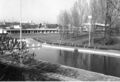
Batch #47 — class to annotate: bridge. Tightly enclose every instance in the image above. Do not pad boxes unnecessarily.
[6,28,59,34]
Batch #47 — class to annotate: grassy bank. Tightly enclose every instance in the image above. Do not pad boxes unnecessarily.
[32,34,120,50]
[8,33,120,50]
[0,55,120,81]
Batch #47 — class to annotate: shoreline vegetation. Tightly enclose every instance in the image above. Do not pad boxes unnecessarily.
[1,33,119,81]
[33,34,120,50]
[9,33,120,50]
[0,54,120,81]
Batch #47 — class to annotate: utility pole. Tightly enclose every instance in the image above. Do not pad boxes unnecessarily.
[20,0,23,66]
[20,0,22,49]
[87,0,92,70]
[88,15,92,47]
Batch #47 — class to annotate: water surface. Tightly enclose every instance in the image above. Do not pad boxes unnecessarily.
[27,38,120,77]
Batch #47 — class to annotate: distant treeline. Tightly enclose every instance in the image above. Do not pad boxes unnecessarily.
[0,22,59,29]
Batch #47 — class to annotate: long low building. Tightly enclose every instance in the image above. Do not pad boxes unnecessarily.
[0,29,7,34]
[6,28,59,34]
[82,23,109,32]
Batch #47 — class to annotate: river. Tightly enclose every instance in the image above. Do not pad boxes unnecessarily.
[26,38,120,77]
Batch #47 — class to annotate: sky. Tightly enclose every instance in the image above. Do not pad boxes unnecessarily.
[0,0,77,24]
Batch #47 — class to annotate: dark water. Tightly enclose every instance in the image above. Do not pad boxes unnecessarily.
[27,39,120,77]
[1,38,120,81]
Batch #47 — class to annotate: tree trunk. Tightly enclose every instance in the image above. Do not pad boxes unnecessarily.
[104,0,112,45]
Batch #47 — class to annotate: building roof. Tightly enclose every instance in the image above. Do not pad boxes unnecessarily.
[83,23,109,26]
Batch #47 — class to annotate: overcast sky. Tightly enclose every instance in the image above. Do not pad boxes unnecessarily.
[0,0,77,23]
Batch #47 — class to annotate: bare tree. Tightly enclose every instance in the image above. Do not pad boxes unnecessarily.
[91,0,120,44]
[58,0,91,40]
[71,2,80,27]
[58,11,71,26]
[105,0,120,36]
[91,0,105,25]
[58,10,72,39]
[71,0,91,39]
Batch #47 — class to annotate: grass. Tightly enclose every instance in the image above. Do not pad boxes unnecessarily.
[8,33,120,50]
[93,38,120,50]
[34,33,120,50]
[1,33,120,81]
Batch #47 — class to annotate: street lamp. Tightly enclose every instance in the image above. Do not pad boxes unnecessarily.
[19,0,23,66]
[88,15,92,47]
[20,0,22,49]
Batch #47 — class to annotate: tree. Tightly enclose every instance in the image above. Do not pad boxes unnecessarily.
[105,0,120,38]
[91,0,104,26]
[91,0,106,45]
[58,0,90,40]
[71,2,80,27]
[91,0,120,45]
[58,11,72,39]
[58,10,71,26]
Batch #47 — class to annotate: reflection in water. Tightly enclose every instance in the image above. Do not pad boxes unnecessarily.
[30,47,59,64]
[58,49,120,77]
[103,56,120,77]
[2,38,120,80]
[58,49,90,70]
[27,39,120,77]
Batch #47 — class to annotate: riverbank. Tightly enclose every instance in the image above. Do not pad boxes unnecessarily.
[8,33,120,50]
[0,55,120,81]
[34,37,120,50]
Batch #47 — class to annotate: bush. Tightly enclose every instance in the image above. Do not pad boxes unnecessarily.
[94,38,119,45]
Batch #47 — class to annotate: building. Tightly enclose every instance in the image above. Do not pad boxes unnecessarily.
[82,23,109,32]
[0,29,7,34]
